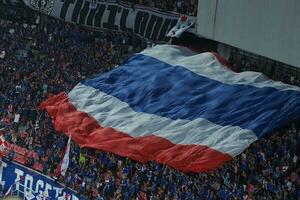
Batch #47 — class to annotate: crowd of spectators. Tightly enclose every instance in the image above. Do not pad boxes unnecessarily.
[229,50,300,87]
[0,14,299,200]
[11,122,299,200]
[121,0,198,16]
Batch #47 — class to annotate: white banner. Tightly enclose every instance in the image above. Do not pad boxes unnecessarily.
[2,0,196,41]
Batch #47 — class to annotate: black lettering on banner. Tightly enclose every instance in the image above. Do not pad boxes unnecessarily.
[158,18,175,41]
[60,0,75,20]
[151,16,163,40]
[17,0,26,7]
[164,19,177,40]
[5,0,12,6]
[139,12,149,36]
[120,9,132,32]
[78,1,90,25]
[170,19,178,29]
[94,4,106,28]
[145,15,157,39]
[134,11,143,34]
[86,5,99,26]
[71,0,84,23]
[103,5,119,30]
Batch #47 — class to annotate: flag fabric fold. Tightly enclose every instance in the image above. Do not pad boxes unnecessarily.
[41,45,300,172]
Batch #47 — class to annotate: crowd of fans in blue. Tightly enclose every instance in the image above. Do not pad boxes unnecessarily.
[0,13,300,200]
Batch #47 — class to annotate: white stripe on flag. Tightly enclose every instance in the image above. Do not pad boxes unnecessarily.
[140,45,300,91]
[68,84,258,156]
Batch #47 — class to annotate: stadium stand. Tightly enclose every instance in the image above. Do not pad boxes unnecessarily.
[0,6,299,200]
[2,197,22,200]
[121,0,198,16]
[228,48,300,87]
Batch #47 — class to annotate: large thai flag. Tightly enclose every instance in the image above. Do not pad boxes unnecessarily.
[41,45,300,172]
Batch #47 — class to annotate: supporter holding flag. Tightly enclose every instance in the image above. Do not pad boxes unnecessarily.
[167,15,194,38]
[0,131,8,160]
[0,50,5,59]
[56,134,71,177]
[57,193,70,200]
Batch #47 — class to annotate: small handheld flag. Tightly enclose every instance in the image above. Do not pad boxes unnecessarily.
[56,135,71,177]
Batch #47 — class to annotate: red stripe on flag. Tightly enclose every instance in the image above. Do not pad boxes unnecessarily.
[211,52,235,72]
[41,92,232,172]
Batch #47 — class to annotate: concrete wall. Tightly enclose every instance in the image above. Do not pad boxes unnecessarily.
[197,0,300,68]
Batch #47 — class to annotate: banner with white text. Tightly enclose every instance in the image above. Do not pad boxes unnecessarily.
[1,0,196,41]
[0,158,83,199]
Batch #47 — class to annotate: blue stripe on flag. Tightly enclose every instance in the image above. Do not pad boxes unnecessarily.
[84,54,300,137]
